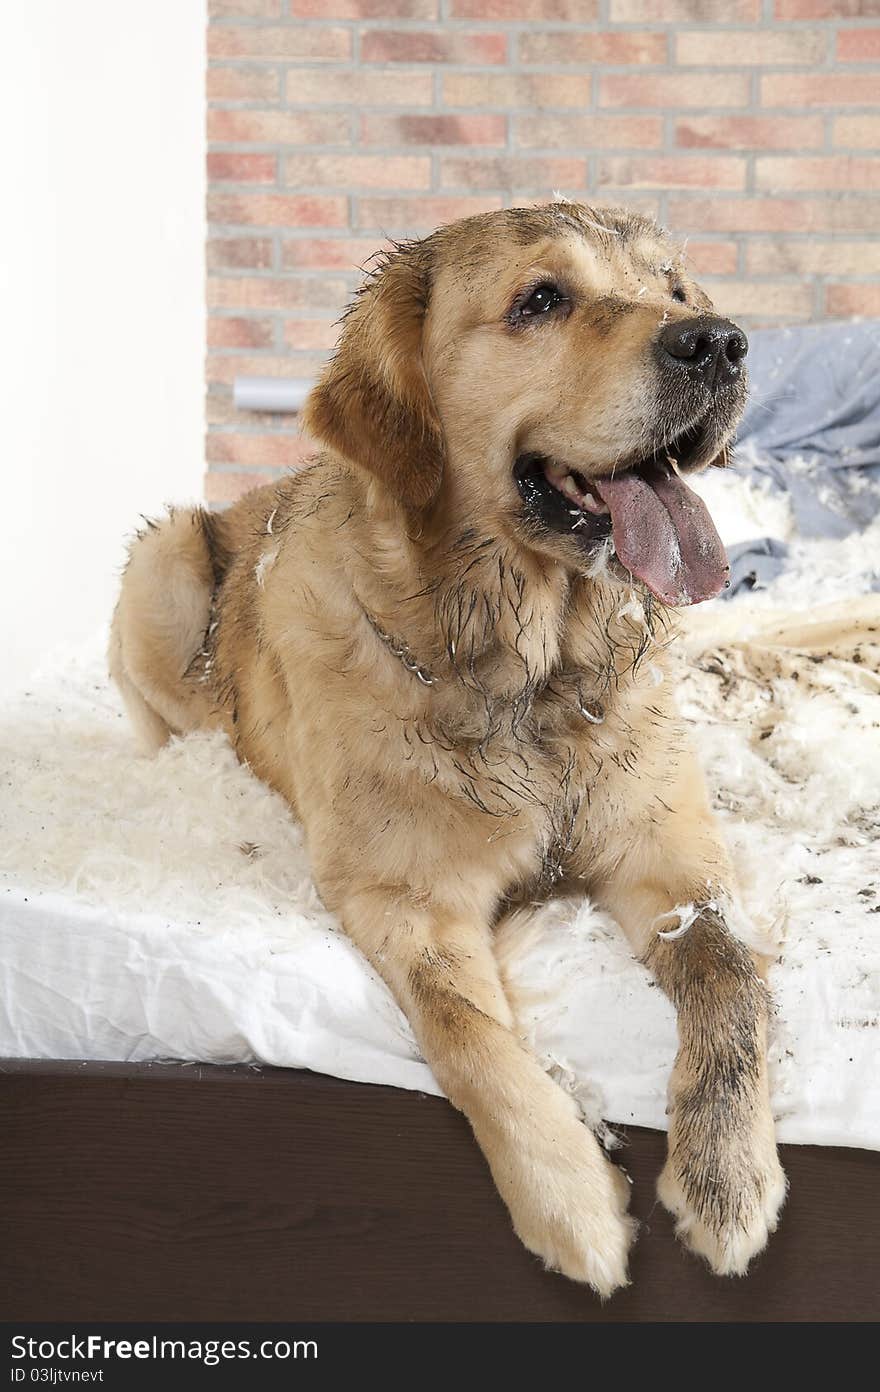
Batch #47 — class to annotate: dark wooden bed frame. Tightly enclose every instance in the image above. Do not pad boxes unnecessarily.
[2,1058,878,1323]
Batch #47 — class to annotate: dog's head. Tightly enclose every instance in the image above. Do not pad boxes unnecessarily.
[304,203,748,607]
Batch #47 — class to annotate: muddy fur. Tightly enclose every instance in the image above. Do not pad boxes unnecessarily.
[111,203,784,1295]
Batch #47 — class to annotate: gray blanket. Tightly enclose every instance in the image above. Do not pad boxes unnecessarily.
[722,320,880,596]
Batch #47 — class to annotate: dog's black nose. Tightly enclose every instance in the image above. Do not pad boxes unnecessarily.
[657,315,748,389]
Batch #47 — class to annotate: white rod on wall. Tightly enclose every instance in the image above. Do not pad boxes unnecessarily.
[233,377,312,414]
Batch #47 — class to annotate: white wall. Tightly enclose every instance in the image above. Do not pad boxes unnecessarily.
[0,2,205,694]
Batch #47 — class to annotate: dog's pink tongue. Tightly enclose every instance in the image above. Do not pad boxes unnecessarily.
[592,464,729,606]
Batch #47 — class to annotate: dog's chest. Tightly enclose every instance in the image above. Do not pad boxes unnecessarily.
[422,663,663,886]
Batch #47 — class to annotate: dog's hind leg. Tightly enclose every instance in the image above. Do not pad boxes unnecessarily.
[109,620,177,754]
[110,507,225,753]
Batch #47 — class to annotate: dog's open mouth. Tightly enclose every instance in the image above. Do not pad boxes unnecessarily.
[514,417,730,607]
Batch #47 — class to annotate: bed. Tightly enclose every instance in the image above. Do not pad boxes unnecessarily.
[2,323,879,1321]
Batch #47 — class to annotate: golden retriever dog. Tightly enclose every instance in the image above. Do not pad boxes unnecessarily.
[111,203,786,1296]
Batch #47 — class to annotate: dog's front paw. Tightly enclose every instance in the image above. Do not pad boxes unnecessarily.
[510,1146,637,1298]
[658,1123,787,1276]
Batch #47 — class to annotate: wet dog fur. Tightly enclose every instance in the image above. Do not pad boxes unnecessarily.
[110,204,786,1295]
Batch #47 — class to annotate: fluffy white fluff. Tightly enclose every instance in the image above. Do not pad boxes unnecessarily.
[1,491,878,1148]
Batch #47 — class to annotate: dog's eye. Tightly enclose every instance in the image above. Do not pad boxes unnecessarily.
[520,283,565,317]
[671,285,688,304]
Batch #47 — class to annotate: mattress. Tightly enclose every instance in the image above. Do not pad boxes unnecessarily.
[1,468,879,1150]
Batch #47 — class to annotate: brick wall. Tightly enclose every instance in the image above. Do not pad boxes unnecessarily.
[206,0,880,503]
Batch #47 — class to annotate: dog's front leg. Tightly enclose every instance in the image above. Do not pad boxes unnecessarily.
[594,825,787,1276]
[342,886,636,1296]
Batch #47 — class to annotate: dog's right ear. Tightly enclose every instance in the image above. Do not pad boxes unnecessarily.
[303,242,444,511]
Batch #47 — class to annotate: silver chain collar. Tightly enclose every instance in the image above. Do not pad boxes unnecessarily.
[363,610,437,686]
[361,608,608,725]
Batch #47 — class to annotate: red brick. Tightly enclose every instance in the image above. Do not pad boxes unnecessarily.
[747,240,880,275]
[440,155,587,190]
[601,74,750,107]
[443,72,591,108]
[517,113,663,148]
[361,114,507,146]
[291,0,436,14]
[286,70,433,106]
[756,156,880,191]
[204,471,276,504]
[209,0,281,14]
[284,319,342,350]
[838,28,880,60]
[518,31,666,64]
[599,156,746,190]
[451,0,597,15]
[834,115,880,147]
[282,237,389,270]
[283,154,431,189]
[825,283,880,316]
[207,393,278,429]
[208,26,351,62]
[677,29,825,65]
[206,67,280,102]
[207,236,274,270]
[668,196,880,233]
[684,240,739,276]
[762,74,880,106]
[208,316,276,349]
[356,195,504,229]
[207,193,348,227]
[206,392,321,432]
[207,432,317,468]
[360,30,507,64]
[207,152,277,184]
[208,276,349,310]
[206,354,329,385]
[610,0,759,16]
[775,0,880,17]
[675,115,824,150]
[207,110,349,145]
[702,280,813,319]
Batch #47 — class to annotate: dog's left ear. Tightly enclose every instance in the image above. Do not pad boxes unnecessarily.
[303,242,444,511]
